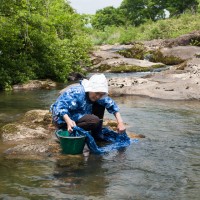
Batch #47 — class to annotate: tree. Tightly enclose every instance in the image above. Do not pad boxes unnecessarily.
[120,0,169,26]
[198,0,200,13]
[166,0,199,16]
[120,0,199,26]
[0,0,91,90]
[91,6,125,30]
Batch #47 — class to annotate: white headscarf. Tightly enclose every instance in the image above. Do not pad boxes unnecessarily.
[82,74,108,94]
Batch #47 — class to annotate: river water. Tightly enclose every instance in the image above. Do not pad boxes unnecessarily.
[0,73,200,200]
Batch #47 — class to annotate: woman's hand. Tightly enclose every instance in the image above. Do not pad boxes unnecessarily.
[66,119,76,133]
[117,121,126,134]
[114,112,126,134]
[63,114,76,133]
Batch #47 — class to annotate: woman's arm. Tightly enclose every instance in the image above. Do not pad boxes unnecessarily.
[97,96,126,133]
[51,86,83,125]
[63,114,76,133]
[114,112,126,134]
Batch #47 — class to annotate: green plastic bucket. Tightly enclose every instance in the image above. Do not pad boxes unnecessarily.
[56,130,86,155]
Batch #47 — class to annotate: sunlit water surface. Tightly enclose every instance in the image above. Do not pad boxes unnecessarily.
[0,73,199,200]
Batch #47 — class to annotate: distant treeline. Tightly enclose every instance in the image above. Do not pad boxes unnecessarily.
[91,0,200,30]
[84,0,200,45]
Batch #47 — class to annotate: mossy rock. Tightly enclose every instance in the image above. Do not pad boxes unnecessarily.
[189,37,200,47]
[110,65,150,73]
[149,50,184,65]
[103,64,164,73]
[1,109,52,142]
[1,123,19,135]
[1,123,50,142]
[117,43,184,65]
[117,43,147,59]
[13,79,57,90]
[98,64,112,72]
[22,110,50,125]
[103,119,118,129]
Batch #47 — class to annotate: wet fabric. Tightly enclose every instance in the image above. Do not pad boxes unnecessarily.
[69,126,132,154]
[50,83,119,125]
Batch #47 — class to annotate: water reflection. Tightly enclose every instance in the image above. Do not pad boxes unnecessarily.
[0,89,59,127]
[53,154,108,197]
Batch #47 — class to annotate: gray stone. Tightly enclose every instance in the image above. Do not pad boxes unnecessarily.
[161,46,200,60]
[108,58,200,100]
[13,79,56,90]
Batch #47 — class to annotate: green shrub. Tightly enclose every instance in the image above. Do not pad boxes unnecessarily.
[0,0,92,90]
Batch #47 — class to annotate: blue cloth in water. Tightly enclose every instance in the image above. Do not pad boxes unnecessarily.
[71,126,131,154]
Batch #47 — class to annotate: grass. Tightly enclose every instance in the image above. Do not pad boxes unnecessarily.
[87,13,200,45]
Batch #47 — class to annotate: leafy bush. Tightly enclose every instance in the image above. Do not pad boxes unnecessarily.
[0,0,91,90]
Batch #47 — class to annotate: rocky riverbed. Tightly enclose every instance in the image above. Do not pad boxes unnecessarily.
[90,30,200,100]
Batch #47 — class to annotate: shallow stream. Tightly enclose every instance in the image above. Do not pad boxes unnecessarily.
[0,73,199,199]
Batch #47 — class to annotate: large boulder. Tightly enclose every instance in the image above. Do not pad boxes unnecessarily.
[1,110,52,142]
[108,58,200,100]
[143,30,200,49]
[0,109,59,159]
[92,57,165,73]
[13,79,56,90]
[1,123,49,141]
[144,46,199,66]
[90,50,124,65]
[160,46,200,60]
[90,44,165,73]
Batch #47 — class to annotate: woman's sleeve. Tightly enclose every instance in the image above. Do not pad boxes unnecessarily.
[97,96,119,114]
[52,87,82,117]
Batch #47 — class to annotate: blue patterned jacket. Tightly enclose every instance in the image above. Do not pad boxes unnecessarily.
[50,83,119,124]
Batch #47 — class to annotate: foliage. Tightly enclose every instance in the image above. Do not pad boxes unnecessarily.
[121,0,199,25]
[91,0,199,29]
[0,0,91,90]
[166,0,199,16]
[91,6,126,30]
[120,0,167,26]
[198,0,200,13]
[88,12,200,45]
[190,39,200,46]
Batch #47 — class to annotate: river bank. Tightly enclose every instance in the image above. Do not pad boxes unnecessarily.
[89,31,200,100]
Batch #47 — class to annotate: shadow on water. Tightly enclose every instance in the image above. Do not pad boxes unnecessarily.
[0,80,200,199]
